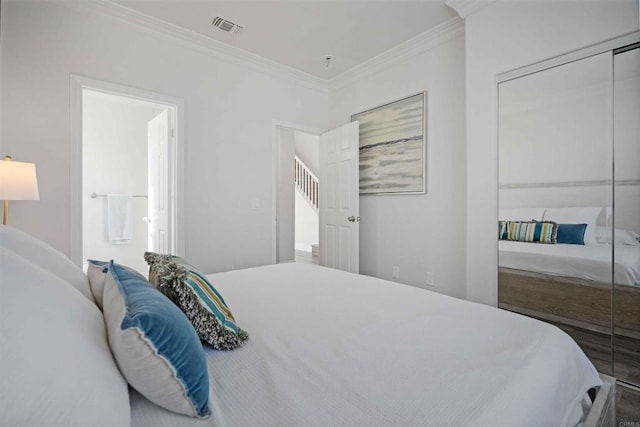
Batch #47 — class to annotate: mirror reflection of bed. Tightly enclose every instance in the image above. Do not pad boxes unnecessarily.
[497,44,640,386]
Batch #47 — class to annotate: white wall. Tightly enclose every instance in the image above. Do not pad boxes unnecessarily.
[464,0,639,305]
[294,130,319,176]
[294,190,318,252]
[499,53,612,185]
[328,26,467,298]
[276,126,296,262]
[82,91,155,273]
[0,1,327,273]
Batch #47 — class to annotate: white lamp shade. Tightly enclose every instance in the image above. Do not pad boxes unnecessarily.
[0,160,39,200]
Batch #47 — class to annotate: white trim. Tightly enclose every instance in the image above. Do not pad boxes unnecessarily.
[329,17,464,91]
[499,180,640,190]
[445,0,497,19]
[69,74,185,266]
[61,0,327,94]
[271,120,324,265]
[497,32,640,84]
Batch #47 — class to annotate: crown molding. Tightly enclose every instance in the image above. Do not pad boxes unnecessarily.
[60,0,328,93]
[329,17,464,92]
[445,0,497,19]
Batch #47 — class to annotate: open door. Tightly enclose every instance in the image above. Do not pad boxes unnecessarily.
[319,121,360,273]
[147,109,171,253]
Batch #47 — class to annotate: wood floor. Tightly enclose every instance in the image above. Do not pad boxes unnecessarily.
[616,383,640,424]
[552,322,640,386]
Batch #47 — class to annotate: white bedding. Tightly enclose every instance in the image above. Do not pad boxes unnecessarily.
[499,241,640,286]
[130,263,601,427]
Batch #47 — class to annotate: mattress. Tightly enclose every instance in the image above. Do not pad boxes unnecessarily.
[130,263,601,427]
[499,241,640,286]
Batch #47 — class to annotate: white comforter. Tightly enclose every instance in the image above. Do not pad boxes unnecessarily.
[130,263,601,427]
[499,240,640,286]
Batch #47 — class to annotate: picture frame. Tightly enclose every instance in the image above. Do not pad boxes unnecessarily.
[351,92,427,195]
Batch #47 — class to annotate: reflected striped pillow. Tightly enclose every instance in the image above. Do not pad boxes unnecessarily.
[499,220,558,244]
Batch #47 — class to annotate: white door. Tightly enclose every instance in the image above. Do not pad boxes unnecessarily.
[147,109,171,253]
[319,121,360,273]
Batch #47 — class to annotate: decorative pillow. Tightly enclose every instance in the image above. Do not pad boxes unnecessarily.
[499,207,546,222]
[556,224,587,245]
[596,226,640,247]
[145,252,248,350]
[0,248,130,426]
[103,261,210,418]
[86,259,147,310]
[499,220,558,244]
[0,225,94,302]
[543,207,601,245]
[87,259,109,310]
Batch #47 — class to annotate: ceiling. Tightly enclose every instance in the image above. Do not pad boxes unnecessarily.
[113,0,457,79]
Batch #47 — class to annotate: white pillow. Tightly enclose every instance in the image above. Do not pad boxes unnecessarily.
[499,207,546,221]
[543,207,602,245]
[0,225,94,302]
[87,260,108,310]
[596,226,640,246]
[0,247,130,426]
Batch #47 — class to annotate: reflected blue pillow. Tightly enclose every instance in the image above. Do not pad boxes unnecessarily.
[556,223,588,245]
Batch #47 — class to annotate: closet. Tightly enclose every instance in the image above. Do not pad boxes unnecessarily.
[497,34,640,387]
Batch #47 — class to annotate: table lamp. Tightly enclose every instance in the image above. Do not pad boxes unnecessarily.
[0,155,40,225]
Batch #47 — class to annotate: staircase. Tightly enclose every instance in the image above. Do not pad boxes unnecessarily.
[295,155,318,212]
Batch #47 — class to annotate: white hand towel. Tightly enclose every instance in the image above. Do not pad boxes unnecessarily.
[107,194,133,244]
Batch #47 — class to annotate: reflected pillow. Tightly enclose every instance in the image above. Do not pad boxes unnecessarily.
[595,226,640,246]
[556,224,587,245]
[499,220,557,244]
[543,207,601,244]
[145,252,248,350]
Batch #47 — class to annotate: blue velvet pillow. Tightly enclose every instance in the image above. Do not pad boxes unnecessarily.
[102,261,210,418]
[556,223,588,245]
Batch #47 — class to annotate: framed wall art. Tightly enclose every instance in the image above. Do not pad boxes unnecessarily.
[351,92,426,195]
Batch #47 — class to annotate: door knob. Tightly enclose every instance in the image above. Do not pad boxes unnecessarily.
[347,216,360,223]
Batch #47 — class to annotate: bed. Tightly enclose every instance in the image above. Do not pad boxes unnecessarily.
[498,241,640,339]
[0,225,615,426]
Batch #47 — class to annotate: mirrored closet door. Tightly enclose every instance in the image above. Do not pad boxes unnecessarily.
[497,36,640,386]
[613,43,640,385]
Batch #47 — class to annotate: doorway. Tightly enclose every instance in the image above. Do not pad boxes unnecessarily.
[274,124,320,265]
[273,121,360,273]
[70,76,184,272]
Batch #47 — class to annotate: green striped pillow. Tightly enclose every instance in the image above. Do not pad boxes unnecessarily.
[499,220,558,244]
[144,252,248,350]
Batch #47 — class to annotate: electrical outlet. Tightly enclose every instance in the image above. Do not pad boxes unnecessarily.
[392,266,400,279]
[426,272,435,286]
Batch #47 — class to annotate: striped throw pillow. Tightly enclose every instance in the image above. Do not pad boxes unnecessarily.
[144,252,248,350]
[499,220,558,244]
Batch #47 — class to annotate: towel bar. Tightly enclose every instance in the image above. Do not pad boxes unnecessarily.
[90,193,148,199]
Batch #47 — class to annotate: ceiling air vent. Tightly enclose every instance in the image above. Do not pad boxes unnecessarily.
[212,16,244,35]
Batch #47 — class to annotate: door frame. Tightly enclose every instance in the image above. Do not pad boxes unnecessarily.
[271,120,323,264]
[69,75,185,267]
